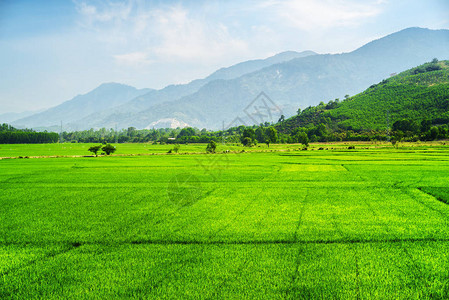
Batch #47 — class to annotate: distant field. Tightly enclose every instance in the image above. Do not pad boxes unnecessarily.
[0,141,447,158]
[1,144,449,298]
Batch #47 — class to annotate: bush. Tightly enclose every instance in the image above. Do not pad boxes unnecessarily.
[173,144,180,153]
[206,141,217,153]
[242,137,253,147]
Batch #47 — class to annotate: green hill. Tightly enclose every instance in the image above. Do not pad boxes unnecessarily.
[278,60,449,138]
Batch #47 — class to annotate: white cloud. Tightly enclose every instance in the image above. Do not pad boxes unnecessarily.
[263,0,385,30]
[74,0,132,25]
[76,2,96,16]
[148,6,248,62]
[74,2,249,68]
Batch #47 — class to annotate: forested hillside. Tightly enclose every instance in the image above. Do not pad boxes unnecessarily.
[277,60,449,141]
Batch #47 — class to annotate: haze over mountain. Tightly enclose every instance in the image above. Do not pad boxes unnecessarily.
[66,51,318,130]
[0,109,44,124]
[11,50,315,130]
[12,83,151,129]
[12,28,449,131]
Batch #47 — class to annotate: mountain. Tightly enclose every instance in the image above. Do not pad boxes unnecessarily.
[278,60,449,133]
[12,83,152,129]
[0,109,44,124]
[89,27,449,130]
[204,50,317,81]
[124,50,317,113]
[73,50,317,130]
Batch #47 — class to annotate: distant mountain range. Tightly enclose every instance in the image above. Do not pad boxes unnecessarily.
[11,83,151,130]
[9,27,449,131]
[0,109,44,124]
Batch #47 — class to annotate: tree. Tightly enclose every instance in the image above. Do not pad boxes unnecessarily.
[295,131,309,147]
[127,127,136,137]
[102,144,116,155]
[206,140,217,153]
[173,144,181,153]
[88,145,102,157]
[255,127,266,144]
[391,131,404,148]
[392,119,418,135]
[241,128,256,146]
[241,137,253,147]
[178,127,195,138]
[420,120,432,133]
[278,115,285,123]
[265,127,278,147]
[430,127,439,140]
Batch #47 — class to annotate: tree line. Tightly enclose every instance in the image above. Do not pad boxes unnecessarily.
[0,123,59,144]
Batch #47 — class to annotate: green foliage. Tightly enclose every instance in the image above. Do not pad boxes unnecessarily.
[241,137,254,147]
[205,140,217,153]
[101,144,116,155]
[255,127,266,144]
[265,127,278,146]
[295,131,309,147]
[178,127,196,138]
[173,144,181,153]
[241,128,256,146]
[329,61,449,130]
[0,123,58,144]
[88,145,102,157]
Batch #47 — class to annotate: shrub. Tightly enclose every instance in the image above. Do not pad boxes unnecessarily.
[206,141,217,153]
[173,144,180,153]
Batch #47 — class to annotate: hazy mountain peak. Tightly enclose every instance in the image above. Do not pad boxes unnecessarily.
[204,50,317,82]
[12,83,151,128]
[353,27,449,55]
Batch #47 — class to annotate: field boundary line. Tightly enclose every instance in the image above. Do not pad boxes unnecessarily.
[0,242,81,277]
[408,188,449,220]
[293,189,309,241]
[2,237,449,246]
[285,189,310,298]
[417,187,449,206]
[340,164,350,171]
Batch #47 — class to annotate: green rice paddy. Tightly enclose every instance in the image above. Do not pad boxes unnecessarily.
[1,144,449,298]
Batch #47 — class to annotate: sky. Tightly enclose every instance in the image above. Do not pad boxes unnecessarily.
[0,0,448,113]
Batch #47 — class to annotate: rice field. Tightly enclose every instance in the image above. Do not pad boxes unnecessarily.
[1,144,449,298]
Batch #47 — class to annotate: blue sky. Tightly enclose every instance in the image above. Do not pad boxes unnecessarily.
[1,0,448,113]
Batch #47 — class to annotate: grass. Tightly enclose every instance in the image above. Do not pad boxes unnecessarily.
[1,143,449,298]
[1,141,447,158]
